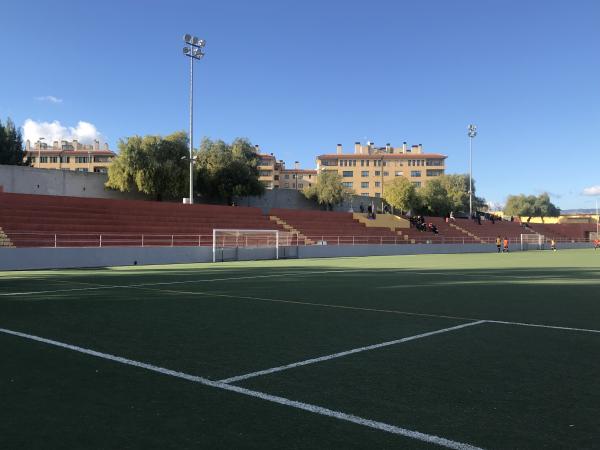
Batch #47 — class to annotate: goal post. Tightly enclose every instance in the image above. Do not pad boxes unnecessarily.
[520,233,544,251]
[212,229,296,262]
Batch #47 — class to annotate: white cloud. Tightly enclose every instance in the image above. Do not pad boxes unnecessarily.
[583,186,600,196]
[22,119,105,145]
[34,95,63,104]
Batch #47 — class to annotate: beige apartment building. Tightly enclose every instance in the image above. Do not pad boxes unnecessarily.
[316,142,446,197]
[256,146,317,190]
[24,139,116,173]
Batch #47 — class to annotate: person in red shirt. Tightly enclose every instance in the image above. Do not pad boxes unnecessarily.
[503,237,509,253]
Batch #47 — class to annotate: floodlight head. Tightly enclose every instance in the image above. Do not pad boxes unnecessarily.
[192,36,199,45]
[183,47,190,54]
[467,124,477,138]
[198,39,206,47]
[184,33,192,43]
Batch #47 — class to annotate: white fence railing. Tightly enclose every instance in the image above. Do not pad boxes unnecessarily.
[1,231,594,248]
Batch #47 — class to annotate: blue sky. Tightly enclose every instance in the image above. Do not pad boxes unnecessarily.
[1,0,599,209]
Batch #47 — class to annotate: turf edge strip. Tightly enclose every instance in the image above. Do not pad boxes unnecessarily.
[219,321,486,384]
[0,326,483,450]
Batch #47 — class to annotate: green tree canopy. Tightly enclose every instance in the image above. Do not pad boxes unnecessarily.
[194,137,264,203]
[303,170,351,209]
[0,117,28,165]
[437,174,485,213]
[383,177,419,214]
[504,193,560,221]
[106,132,189,200]
[418,178,452,216]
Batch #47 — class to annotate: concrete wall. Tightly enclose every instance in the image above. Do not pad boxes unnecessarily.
[0,164,147,200]
[2,241,593,271]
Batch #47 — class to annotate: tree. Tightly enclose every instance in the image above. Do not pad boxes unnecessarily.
[504,193,560,221]
[438,174,485,213]
[383,177,419,214]
[303,170,351,209]
[418,178,452,216]
[194,137,264,204]
[106,132,189,200]
[0,117,28,165]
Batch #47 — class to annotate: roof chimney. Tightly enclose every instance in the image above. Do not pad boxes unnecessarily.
[417,144,423,154]
[93,139,99,150]
[385,143,391,153]
[411,144,419,153]
[295,161,300,170]
[354,142,361,154]
[336,144,342,155]
[254,144,260,153]
[402,142,407,153]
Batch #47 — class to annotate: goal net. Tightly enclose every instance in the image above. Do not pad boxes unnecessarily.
[520,233,544,251]
[212,229,296,262]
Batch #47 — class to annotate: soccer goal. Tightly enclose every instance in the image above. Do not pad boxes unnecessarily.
[212,229,296,262]
[520,233,544,251]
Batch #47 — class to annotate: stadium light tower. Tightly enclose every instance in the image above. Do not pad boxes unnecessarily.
[467,124,477,219]
[183,34,206,204]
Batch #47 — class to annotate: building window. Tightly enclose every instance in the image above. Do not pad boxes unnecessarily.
[94,167,108,173]
[395,171,403,176]
[426,159,444,166]
[76,168,89,172]
[383,171,389,177]
[284,174,289,179]
[342,182,353,188]
[40,156,48,163]
[274,175,279,181]
[61,156,70,163]
[342,171,353,177]
[361,182,369,188]
[49,156,58,163]
[75,156,88,164]
[298,183,303,189]
[375,181,381,187]
[361,171,369,177]
[360,160,365,167]
[321,159,338,166]
[361,192,369,196]
[298,174,303,180]
[284,182,289,188]
[375,171,381,176]
[411,170,422,177]
[426,169,444,177]
[412,181,421,187]
[366,160,370,167]
[259,170,272,177]
[374,193,381,198]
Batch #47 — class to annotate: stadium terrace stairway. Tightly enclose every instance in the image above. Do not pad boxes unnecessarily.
[448,217,538,243]
[0,193,287,248]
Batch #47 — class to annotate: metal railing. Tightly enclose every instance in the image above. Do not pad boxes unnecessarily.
[1,231,594,248]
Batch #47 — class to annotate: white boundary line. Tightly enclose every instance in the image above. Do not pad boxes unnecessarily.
[143,287,600,334]
[0,269,368,297]
[219,321,486,384]
[0,326,483,450]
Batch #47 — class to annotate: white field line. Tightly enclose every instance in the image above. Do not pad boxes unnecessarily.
[0,327,483,450]
[219,321,486,384]
[486,320,600,334]
[143,287,600,334]
[0,269,369,297]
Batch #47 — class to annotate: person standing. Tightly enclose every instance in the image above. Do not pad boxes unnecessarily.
[503,237,509,253]
[496,236,502,253]
[551,239,557,252]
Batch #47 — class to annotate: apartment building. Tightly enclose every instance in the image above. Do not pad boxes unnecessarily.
[256,146,317,190]
[316,142,446,197]
[24,139,116,173]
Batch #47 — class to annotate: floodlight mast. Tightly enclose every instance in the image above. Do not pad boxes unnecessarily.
[467,124,477,219]
[182,34,206,204]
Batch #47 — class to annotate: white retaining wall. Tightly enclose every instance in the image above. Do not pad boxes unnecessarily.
[1,242,593,271]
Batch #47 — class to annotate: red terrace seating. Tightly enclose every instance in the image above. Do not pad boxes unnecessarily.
[528,223,598,241]
[271,208,414,244]
[0,193,287,248]
[450,217,537,243]
[423,217,479,244]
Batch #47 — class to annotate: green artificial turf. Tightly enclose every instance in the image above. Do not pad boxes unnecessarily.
[1,249,599,449]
